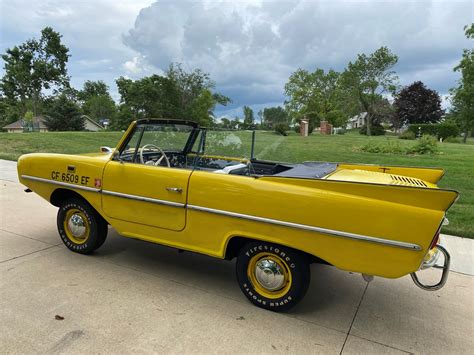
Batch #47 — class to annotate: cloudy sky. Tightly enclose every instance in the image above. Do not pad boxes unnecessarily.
[0,0,472,117]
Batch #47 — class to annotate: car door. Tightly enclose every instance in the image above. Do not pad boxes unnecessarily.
[102,161,190,231]
[101,122,195,231]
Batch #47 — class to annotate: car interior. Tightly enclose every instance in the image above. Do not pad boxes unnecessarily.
[117,122,338,179]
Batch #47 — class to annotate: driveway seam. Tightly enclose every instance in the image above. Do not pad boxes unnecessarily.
[0,228,60,246]
[0,245,59,264]
[339,281,369,354]
[347,334,414,354]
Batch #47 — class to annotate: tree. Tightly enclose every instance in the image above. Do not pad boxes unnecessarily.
[79,81,116,123]
[44,94,84,131]
[115,63,230,126]
[340,47,398,135]
[394,81,443,125]
[284,68,341,128]
[242,106,254,129]
[0,27,70,116]
[166,63,231,121]
[262,106,289,128]
[450,24,474,142]
[78,80,109,101]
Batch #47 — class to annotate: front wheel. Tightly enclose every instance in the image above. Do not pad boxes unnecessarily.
[236,241,310,312]
[57,198,108,254]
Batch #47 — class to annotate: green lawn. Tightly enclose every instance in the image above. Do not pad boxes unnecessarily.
[1,130,473,238]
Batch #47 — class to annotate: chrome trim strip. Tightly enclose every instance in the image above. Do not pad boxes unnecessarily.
[102,190,185,208]
[21,174,422,250]
[21,175,101,193]
[187,205,422,251]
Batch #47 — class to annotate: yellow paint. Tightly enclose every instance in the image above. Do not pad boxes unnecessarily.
[247,252,292,299]
[63,209,90,244]
[17,122,459,280]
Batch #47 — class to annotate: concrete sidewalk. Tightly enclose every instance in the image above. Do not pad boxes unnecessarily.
[1,161,473,353]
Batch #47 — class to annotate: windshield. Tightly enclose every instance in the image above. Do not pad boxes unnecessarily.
[119,122,195,162]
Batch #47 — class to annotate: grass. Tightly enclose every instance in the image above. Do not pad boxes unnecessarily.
[1,130,473,238]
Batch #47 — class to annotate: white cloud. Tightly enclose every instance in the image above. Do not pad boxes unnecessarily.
[1,0,471,112]
[123,0,472,113]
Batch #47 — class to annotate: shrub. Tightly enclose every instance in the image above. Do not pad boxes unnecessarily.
[437,120,460,140]
[408,124,438,137]
[359,123,386,136]
[399,130,416,140]
[274,123,289,136]
[358,140,406,154]
[444,136,461,143]
[293,124,300,133]
[408,135,438,154]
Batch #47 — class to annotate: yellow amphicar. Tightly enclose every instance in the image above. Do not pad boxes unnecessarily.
[17,119,457,311]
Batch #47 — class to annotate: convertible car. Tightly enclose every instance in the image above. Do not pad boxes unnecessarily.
[17,119,457,311]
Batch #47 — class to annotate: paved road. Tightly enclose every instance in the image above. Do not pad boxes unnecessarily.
[1,160,473,353]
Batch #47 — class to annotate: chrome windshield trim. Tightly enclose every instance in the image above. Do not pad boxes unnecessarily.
[21,175,101,193]
[187,205,422,251]
[102,190,185,208]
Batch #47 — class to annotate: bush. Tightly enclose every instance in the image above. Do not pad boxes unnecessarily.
[359,123,385,136]
[358,140,405,154]
[408,124,438,137]
[274,123,289,136]
[408,135,438,154]
[437,120,460,140]
[444,136,461,143]
[399,130,416,140]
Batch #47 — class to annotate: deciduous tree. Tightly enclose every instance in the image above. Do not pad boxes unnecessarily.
[242,106,254,129]
[284,68,341,127]
[0,27,70,116]
[450,24,474,142]
[394,81,443,125]
[340,47,398,135]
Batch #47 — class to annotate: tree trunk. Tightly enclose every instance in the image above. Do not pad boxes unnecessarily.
[366,113,372,136]
[463,128,468,143]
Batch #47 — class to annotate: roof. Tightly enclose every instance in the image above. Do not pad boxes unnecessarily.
[82,115,104,129]
[3,116,47,129]
[348,112,368,122]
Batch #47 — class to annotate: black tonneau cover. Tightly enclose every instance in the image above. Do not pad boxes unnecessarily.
[274,162,337,179]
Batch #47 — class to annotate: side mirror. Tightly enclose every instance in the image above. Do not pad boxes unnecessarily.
[100,146,113,153]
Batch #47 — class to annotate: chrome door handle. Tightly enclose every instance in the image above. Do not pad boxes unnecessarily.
[166,187,183,193]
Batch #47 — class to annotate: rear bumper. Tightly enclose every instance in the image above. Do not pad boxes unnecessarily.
[411,245,450,291]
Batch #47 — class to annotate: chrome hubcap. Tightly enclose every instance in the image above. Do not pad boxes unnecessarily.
[254,258,285,291]
[68,213,86,238]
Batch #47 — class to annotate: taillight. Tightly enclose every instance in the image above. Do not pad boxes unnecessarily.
[429,231,440,250]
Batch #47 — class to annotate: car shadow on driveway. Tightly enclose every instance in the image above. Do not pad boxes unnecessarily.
[88,228,368,333]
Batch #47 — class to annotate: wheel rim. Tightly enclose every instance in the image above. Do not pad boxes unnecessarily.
[63,209,90,244]
[247,252,292,299]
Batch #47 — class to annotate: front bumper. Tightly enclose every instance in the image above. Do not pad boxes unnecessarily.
[411,245,450,291]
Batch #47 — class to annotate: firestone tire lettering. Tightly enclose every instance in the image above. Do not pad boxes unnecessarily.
[236,241,310,312]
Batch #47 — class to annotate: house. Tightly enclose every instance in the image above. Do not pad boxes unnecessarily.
[346,112,367,129]
[82,115,104,131]
[3,116,48,133]
[3,115,104,132]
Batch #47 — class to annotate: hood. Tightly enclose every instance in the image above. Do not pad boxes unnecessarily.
[325,169,437,188]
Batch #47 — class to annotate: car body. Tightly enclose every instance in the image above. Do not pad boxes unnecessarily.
[17,119,457,311]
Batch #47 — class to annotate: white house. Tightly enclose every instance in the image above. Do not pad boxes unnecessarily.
[3,115,104,132]
[346,112,367,129]
[82,115,104,131]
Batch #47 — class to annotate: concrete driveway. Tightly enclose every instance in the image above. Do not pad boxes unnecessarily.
[1,159,473,354]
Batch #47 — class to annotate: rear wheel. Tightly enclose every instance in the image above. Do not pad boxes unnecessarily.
[57,198,108,254]
[236,241,310,312]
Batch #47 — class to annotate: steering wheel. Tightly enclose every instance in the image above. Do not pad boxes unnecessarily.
[139,144,171,167]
